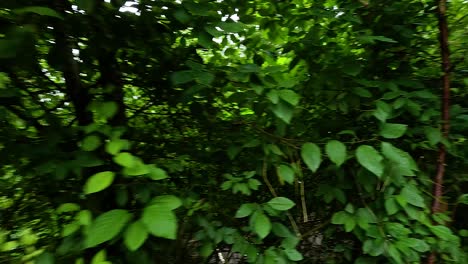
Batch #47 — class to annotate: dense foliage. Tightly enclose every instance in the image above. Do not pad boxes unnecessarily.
[1,0,468,263]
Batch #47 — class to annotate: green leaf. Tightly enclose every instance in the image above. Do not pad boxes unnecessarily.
[331,211,350,225]
[278,90,300,106]
[84,171,115,194]
[14,6,64,19]
[57,203,80,213]
[253,213,271,239]
[424,127,441,146]
[91,251,107,264]
[379,123,407,139]
[457,194,468,204]
[301,142,322,173]
[113,152,137,168]
[272,222,292,237]
[105,139,130,155]
[217,22,245,33]
[149,195,182,210]
[247,178,261,190]
[400,185,425,208]
[267,197,295,211]
[76,0,96,13]
[353,87,372,98]
[381,142,417,176]
[235,203,256,218]
[356,145,384,177]
[174,9,191,24]
[356,208,376,229]
[81,135,102,151]
[284,249,303,261]
[325,140,347,167]
[95,101,118,120]
[142,206,178,240]
[277,165,295,184]
[85,209,132,248]
[62,222,80,237]
[124,221,148,251]
[35,252,55,264]
[271,101,294,123]
[373,101,392,122]
[385,198,399,215]
[172,70,194,85]
[267,90,279,104]
[76,210,92,226]
[406,238,430,252]
[147,166,168,180]
[342,62,362,76]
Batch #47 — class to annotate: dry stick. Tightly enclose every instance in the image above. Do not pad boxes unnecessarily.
[262,160,301,236]
[428,0,451,263]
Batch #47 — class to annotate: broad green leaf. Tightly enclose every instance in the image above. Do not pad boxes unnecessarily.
[91,250,106,264]
[84,171,115,194]
[149,195,182,210]
[122,163,149,176]
[271,102,294,123]
[95,101,118,120]
[1,241,18,251]
[217,22,245,33]
[424,127,441,146]
[363,239,385,256]
[272,222,292,237]
[14,6,64,19]
[385,198,399,215]
[267,90,279,104]
[105,139,130,155]
[57,203,80,213]
[405,238,430,252]
[400,185,425,208]
[284,249,303,261]
[171,70,194,85]
[124,221,148,251]
[301,142,322,173]
[429,225,455,240]
[380,142,418,175]
[379,123,407,139]
[62,222,80,237]
[278,90,300,106]
[148,166,168,180]
[35,252,55,264]
[373,101,392,122]
[267,197,295,211]
[342,62,362,76]
[353,87,372,98]
[356,145,384,177]
[81,135,101,151]
[331,211,351,225]
[113,152,137,168]
[325,140,347,167]
[85,209,132,248]
[277,165,294,184]
[356,208,376,229]
[142,206,177,239]
[457,194,468,204]
[76,0,96,12]
[76,210,92,226]
[253,213,271,239]
[235,203,256,218]
[174,9,191,24]
[247,178,261,190]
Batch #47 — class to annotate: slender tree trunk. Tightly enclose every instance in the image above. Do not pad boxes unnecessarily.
[428,0,451,262]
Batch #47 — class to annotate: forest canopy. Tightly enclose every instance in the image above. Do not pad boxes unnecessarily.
[1,0,468,263]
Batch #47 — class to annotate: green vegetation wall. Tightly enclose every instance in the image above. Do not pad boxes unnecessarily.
[1,0,468,263]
